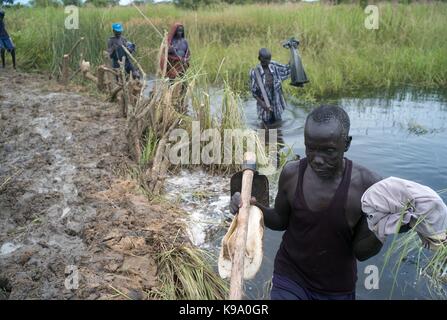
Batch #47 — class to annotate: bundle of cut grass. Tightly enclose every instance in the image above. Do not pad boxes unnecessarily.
[149,244,229,300]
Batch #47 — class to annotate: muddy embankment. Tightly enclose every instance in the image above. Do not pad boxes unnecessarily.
[0,71,186,299]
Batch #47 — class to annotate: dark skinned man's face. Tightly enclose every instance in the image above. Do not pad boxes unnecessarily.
[176,27,184,38]
[259,56,271,68]
[304,118,352,179]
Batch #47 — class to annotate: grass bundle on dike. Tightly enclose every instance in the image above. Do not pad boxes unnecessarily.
[149,244,229,300]
[168,65,272,175]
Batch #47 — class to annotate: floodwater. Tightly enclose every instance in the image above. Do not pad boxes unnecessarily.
[166,89,447,300]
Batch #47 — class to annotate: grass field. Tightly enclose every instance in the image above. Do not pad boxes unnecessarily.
[4,2,447,99]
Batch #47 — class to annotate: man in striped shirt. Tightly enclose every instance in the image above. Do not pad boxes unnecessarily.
[249,48,291,125]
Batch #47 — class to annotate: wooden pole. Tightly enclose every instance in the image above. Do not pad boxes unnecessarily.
[118,56,129,118]
[61,54,70,86]
[67,37,85,58]
[97,66,106,92]
[229,152,256,300]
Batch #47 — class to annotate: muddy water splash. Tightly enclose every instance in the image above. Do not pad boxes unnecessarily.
[165,170,232,248]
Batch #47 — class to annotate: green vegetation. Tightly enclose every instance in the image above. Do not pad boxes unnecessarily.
[4,2,447,99]
[382,202,447,299]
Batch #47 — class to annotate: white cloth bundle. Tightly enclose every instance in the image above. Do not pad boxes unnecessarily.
[361,177,447,249]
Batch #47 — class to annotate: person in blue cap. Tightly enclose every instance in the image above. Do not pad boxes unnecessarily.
[0,10,16,70]
[107,23,139,80]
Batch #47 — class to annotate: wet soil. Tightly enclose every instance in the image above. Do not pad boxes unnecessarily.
[0,71,186,299]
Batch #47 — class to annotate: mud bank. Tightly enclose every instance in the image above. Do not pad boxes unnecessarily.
[0,71,186,299]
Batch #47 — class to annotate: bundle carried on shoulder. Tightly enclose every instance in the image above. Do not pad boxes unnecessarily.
[361,176,447,251]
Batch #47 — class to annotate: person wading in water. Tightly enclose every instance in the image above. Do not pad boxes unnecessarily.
[230,105,386,300]
[249,48,291,126]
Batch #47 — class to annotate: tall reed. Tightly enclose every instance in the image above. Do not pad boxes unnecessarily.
[6,3,447,99]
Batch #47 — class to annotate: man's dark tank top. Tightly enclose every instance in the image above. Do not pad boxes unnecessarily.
[274,157,357,294]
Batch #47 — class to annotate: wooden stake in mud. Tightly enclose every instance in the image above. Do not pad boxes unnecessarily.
[61,54,70,86]
[229,152,256,300]
[97,66,106,92]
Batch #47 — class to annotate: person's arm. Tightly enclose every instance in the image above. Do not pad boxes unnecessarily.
[272,61,291,81]
[230,162,294,230]
[249,68,262,102]
[257,162,295,230]
[352,167,384,261]
[107,38,114,58]
[167,41,182,61]
[254,96,271,112]
[352,216,383,261]
[249,69,271,112]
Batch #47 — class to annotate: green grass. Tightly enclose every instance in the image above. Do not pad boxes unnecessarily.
[5,2,447,99]
[382,202,447,299]
[140,128,158,166]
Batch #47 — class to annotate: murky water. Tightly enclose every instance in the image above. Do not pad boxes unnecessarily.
[166,89,447,300]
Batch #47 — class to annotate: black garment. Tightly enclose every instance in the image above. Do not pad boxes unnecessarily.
[274,157,357,295]
[111,46,134,73]
[270,273,355,300]
[0,20,9,38]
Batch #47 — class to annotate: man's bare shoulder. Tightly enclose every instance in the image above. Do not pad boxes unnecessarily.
[278,160,300,189]
[351,161,382,191]
[282,159,300,176]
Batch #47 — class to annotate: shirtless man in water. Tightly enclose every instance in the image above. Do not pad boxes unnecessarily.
[230,105,384,300]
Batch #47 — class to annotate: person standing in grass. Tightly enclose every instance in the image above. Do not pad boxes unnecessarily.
[249,48,291,126]
[0,10,16,70]
[159,23,190,113]
[161,22,190,80]
[107,23,140,80]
